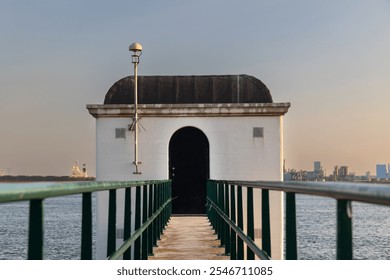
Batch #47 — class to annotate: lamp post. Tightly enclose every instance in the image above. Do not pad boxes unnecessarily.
[129,42,142,174]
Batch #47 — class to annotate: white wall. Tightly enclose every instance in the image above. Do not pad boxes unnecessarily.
[94,114,285,259]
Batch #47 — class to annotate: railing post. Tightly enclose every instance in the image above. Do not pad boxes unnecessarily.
[237,185,244,259]
[134,186,141,260]
[230,184,237,260]
[207,181,211,223]
[247,187,255,260]
[262,189,271,258]
[167,182,172,219]
[209,181,217,231]
[286,192,297,260]
[224,182,230,256]
[157,183,163,239]
[107,189,116,258]
[148,184,154,256]
[212,181,218,230]
[123,187,132,260]
[337,200,353,260]
[142,185,148,260]
[153,184,158,246]
[81,192,92,260]
[163,182,169,227]
[28,199,44,260]
[218,182,225,247]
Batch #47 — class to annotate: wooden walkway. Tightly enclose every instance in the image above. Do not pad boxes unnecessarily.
[149,216,230,260]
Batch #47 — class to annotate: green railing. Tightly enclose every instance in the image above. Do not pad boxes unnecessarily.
[207,181,271,260]
[0,180,172,260]
[208,180,390,260]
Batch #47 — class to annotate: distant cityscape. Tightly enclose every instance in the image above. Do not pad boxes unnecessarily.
[284,160,390,182]
[2,160,390,183]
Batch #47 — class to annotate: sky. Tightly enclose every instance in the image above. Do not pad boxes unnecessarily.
[0,0,389,177]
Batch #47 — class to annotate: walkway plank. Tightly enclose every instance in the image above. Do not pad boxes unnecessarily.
[149,216,229,260]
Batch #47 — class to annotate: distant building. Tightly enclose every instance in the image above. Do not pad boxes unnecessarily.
[313,161,324,180]
[314,161,321,172]
[338,166,349,180]
[333,166,339,179]
[332,165,350,181]
[376,164,388,180]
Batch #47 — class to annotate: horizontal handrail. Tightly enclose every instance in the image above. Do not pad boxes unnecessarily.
[217,180,390,206]
[0,180,168,202]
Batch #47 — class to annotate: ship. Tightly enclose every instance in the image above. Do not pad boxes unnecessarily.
[71,161,88,178]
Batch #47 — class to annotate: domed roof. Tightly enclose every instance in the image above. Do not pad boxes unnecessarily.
[104,74,273,104]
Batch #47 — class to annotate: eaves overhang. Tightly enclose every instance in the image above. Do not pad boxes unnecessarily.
[86,103,291,118]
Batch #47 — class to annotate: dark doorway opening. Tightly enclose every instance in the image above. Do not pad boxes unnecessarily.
[169,127,210,214]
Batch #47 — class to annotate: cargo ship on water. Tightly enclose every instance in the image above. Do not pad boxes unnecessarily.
[0,162,94,182]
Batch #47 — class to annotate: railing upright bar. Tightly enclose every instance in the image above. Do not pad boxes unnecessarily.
[237,185,244,259]
[207,181,211,223]
[164,183,169,226]
[247,187,255,260]
[106,189,116,258]
[230,184,237,260]
[123,187,132,260]
[167,182,172,222]
[224,182,230,256]
[218,182,225,247]
[285,192,297,260]
[157,183,163,239]
[81,192,92,260]
[337,200,353,260]
[262,189,271,258]
[134,186,141,260]
[159,184,164,235]
[28,199,44,260]
[213,181,218,230]
[148,184,154,256]
[210,181,217,231]
[214,181,218,230]
[141,185,148,260]
[153,184,158,246]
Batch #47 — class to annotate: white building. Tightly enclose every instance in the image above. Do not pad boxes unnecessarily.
[87,74,290,259]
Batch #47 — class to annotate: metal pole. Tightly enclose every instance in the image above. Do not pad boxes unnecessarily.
[133,57,141,174]
[129,42,142,175]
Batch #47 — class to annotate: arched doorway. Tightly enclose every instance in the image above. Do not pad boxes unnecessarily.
[169,127,210,214]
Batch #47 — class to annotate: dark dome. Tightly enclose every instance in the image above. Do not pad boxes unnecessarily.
[104,75,273,104]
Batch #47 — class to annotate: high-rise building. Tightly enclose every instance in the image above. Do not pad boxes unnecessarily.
[314,161,321,172]
[333,166,339,177]
[338,166,349,180]
[376,164,388,180]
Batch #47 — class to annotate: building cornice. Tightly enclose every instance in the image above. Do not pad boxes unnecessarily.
[86,103,291,118]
